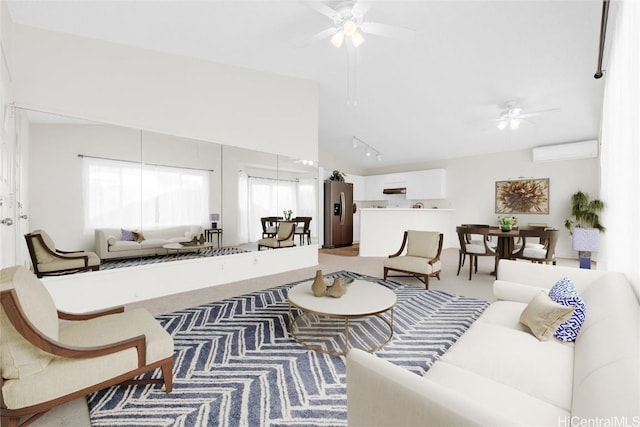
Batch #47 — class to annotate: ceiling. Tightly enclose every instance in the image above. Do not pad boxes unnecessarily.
[7,1,607,173]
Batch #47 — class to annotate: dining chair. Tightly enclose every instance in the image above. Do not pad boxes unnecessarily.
[458,224,494,268]
[260,217,277,238]
[257,221,296,250]
[293,217,312,246]
[456,226,496,280]
[512,228,559,265]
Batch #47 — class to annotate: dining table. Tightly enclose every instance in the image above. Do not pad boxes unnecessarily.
[487,227,521,275]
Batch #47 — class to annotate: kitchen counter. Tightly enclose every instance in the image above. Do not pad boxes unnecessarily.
[359,208,455,257]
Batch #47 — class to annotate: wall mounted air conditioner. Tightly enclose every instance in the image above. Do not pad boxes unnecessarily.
[532,140,599,163]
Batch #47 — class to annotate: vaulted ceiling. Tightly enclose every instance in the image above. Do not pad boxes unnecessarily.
[7,1,607,173]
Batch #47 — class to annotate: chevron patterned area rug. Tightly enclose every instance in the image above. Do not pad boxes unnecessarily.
[100,247,250,270]
[87,272,489,426]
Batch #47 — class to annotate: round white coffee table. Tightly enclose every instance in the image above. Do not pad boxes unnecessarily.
[288,279,396,356]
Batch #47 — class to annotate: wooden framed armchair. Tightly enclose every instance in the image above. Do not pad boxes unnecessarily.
[25,230,100,278]
[0,266,174,427]
[383,230,443,289]
[257,221,296,250]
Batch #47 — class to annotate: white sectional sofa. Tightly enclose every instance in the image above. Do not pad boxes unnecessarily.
[347,260,640,426]
[95,226,203,260]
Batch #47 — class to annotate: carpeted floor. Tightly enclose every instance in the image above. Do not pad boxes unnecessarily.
[87,271,488,426]
[100,247,250,270]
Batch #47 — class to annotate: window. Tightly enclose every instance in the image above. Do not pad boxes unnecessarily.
[82,157,209,230]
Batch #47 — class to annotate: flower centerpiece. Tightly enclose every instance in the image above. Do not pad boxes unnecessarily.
[283,210,293,221]
[498,215,518,232]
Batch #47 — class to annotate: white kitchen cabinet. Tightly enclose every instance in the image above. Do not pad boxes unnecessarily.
[349,174,366,200]
[405,169,446,199]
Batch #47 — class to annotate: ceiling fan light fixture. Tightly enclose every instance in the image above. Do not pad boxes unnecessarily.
[497,120,508,130]
[343,19,358,37]
[510,119,520,130]
[330,30,345,48]
[351,31,365,48]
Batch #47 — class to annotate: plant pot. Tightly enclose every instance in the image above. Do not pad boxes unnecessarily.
[500,225,512,232]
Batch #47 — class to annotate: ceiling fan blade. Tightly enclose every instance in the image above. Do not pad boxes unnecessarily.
[518,108,560,119]
[360,22,415,42]
[352,0,372,17]
[309,27,339,42]
[307,2,339,19]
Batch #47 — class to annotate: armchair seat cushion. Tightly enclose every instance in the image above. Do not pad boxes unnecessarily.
[384,256,441,275]
[466,243,489,254]
[257,237,295,248]
[514,247,549,259]
[37,253,100,273]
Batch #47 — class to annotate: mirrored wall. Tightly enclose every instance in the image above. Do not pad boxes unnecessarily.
[19,107,318,270]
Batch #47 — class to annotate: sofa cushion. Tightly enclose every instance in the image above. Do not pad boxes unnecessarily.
[0,267,59,379]
[426,361,569,425]
[106,236,117,245]
[548,277,586,341]
[439,319,574,410]
[572,273,640,419]
[109,241,141,252]
[167,237,191,244]
[520,292,574,341]
[140,238,168,249]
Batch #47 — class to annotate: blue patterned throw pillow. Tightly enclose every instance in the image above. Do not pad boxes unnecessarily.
[548,277,586,341]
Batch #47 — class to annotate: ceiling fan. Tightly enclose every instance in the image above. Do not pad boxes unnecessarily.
[495,102,559,130]
[307,1,415,49]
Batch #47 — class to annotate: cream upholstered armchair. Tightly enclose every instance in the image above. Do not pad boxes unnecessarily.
[257,221,296,250]
[0,266,174,427]
[25,230,100,278]
[383,230,443,289]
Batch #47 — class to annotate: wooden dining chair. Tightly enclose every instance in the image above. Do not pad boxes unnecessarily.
[293,217,312,246]
[456,226,495,280]
[512,228,559,265]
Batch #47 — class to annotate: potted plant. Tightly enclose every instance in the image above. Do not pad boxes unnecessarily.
[328,170,346,182]
[497,215,517,232]
[564,191,605,268]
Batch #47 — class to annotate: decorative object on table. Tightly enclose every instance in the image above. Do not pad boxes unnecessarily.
[497,215,518,232]
[564,190,605,269]
[328,170,346,182]
[209,213,220,229]
[311,269,328,297]
[326,277,347,298]
[412,202,424,209]
[283,209,293,221]
[495,178,549,214]
[198,234,205,244]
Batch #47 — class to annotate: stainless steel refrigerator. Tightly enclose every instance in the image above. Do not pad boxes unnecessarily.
[323,181,353,248]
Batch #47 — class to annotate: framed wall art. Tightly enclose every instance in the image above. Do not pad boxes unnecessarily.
[495,178,549,214]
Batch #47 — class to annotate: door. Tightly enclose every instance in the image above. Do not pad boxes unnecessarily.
[0,102,17,267]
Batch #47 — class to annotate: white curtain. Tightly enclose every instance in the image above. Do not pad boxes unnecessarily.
[83,157,209,231]
[237,171,249,243]
[240,176,316,243]
[598,0,640,293]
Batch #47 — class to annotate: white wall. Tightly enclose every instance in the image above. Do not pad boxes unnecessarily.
[11,24,318,162]
[28,123,222,251]
[353,148,600,258]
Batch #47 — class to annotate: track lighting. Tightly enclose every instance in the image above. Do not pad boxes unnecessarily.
[351,136,382,161]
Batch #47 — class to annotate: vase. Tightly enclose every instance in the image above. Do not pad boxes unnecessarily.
[326,277,347,298]
[501,225,512,232]
[311,270,327,297]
